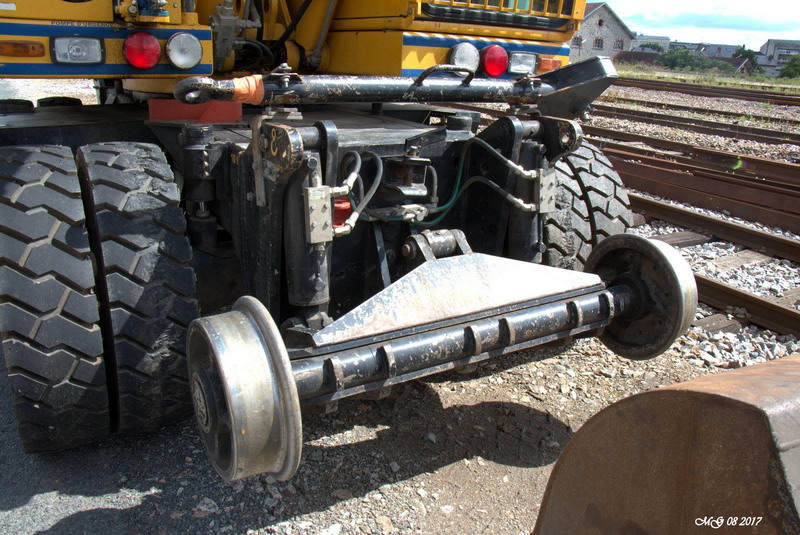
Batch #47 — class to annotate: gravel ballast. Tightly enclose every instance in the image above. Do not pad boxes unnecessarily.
[587,115,800,162]
[603,86,800,122]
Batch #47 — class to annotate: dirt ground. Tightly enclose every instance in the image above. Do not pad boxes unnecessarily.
[0,337,713,535]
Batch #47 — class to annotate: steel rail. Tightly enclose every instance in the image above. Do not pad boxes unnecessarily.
[583,125,800,184]
[694,275,800,337]
[605,151,800,213]
[631,196,800,336]
[628,194,800,264]
[617,162,800,234]
[589,138,800,189]
[613,78,800,107]
[590,104,800,146]
[597,96,800,129]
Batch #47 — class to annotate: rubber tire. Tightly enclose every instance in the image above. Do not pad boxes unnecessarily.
[543,141,634,270]
[78,142,199,434]
[0,145,110,452]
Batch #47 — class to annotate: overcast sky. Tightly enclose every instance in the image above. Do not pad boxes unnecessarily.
[605,0,800,50]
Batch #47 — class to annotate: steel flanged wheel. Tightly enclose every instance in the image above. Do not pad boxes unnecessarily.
[584,234,697,360]
[187,297,302,481]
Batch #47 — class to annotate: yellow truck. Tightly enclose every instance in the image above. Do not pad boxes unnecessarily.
[0,0,700,484]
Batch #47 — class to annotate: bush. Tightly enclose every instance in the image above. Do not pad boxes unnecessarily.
[780,55,800,78]
[657,48,737,74]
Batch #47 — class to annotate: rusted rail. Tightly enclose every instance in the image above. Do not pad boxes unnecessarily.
[630,198,800,336]
[614,161,800,234]
[613,77,800,107]
[629,194,800,263]
[694,275,800,337]
[590,103,800,146]
[597,96,800,129]
[583,125,800,185]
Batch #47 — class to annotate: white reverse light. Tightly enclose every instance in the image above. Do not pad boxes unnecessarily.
[448,42,480,74]
[508,52,538,75]
[52,37,103,64]
[166,32,203,70]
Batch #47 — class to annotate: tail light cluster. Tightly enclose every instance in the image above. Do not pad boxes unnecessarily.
[123,32,202,70]
[449,42,563,77]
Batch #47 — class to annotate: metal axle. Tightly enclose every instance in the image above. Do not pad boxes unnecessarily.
[187,235,697,482]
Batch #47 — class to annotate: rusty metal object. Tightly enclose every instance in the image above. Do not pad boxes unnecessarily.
[534,356,800,534]
[584,125,800,185]
[615,160,800,234]
[591,103,800,146]
[174,57,617,118]
[605,149,800,206]
[629,194,800,264]
[599,96,800,129]
[695,275,800,337]
[613,77,800,107]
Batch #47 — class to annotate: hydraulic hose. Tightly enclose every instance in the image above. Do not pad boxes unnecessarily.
[335,152,383,237]
[331,151,362,197]
[269,0,314,53]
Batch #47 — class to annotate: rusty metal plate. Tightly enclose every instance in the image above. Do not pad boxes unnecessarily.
[534,356,800,534]
[313,254,603,347]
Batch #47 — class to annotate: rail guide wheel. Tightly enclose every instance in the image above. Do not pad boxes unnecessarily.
[584,234,697,360]
[187,297,302,482]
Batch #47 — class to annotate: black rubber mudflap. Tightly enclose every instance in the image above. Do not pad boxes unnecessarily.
[77,142,199,434]
[0,145,111,452]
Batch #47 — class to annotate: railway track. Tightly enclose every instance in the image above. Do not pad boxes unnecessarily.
[633,195,800,337]
[613,77,800,107]
[590,103,800,146]
[597,96,800,129]
[440,103,800,337]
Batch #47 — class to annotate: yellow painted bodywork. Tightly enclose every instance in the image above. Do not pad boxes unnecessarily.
[331,0,584,43]
[0,0,586,86]
[0,15,212,78]
[0,0,114,23]
[326,30,571,77]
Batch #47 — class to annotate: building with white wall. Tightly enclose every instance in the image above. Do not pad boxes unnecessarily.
[570,3,635,63]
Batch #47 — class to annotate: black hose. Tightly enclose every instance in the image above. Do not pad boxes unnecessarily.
[241,37,274,69]
[269,0,314,53]
[339,151,362,189]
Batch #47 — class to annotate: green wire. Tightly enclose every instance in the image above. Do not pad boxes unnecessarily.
[353,138,481,226]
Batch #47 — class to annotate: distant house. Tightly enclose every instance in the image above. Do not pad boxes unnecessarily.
[614,51,754,75]
[570,3,635,63]
[758,40,800,76]
[630,34,671,54]
[669,42,740,59]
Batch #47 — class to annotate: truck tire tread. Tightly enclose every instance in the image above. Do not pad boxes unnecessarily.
[78,142,198,434]
[0,145,110,452]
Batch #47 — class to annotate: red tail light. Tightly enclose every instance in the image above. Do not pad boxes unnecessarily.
[123,32,162,69]
[481,45,509,77]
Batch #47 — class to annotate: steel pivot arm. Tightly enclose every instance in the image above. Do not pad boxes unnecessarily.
[174,57,618,119]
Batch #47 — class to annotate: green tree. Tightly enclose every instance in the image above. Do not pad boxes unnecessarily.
[780,55,800,78]
[733,46,763,74]
[658,48,736,74]
[640,42,664,53]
